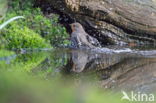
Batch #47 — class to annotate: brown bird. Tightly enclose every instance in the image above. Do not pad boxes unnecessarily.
[70,22,101,48]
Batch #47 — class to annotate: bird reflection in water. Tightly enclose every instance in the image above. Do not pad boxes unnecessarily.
[71,50,89,73]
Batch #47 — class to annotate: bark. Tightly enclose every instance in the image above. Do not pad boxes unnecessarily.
[36,0,156,45]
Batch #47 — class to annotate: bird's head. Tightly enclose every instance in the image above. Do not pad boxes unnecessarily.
[70,22,85,33]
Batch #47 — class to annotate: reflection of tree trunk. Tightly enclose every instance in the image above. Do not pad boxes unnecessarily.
[36,0,156,45]
[100,58,156,90]
[61,49,156,91]
[98,58,149,80]
[114,63,156,92]
[62,50,127,74]
[30,48,156,91]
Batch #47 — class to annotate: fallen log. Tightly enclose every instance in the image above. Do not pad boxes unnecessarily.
[36,0,156,45]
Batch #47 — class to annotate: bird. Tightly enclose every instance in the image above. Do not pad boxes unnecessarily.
[70,22,101,48]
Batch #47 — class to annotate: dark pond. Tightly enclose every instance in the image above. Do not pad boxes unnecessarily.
[1,47,156,93]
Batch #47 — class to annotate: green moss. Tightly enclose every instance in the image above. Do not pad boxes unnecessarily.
[0,36,7,49]
[0,0,70,49]
[0,0,69,49]
[0,52,48,73]
[0,49,14,58]
[14,52,48,72]
[0,0,7,20]
[1,22,50,49]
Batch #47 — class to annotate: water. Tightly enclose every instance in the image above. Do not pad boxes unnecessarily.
[1,47,156,94]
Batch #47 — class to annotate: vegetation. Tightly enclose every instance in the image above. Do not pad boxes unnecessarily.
[2,24,50,49]
[0,49,14,58]
[0,0,148,103]
[0,0,70,49]
[0,0,7,20]
[0,51,138,103]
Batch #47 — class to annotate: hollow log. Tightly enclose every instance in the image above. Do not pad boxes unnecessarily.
[36,0,156,45]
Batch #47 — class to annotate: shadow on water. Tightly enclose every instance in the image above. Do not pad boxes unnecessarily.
[1,47,156,93]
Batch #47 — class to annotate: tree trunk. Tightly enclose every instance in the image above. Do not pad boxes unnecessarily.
[36,0,156,45]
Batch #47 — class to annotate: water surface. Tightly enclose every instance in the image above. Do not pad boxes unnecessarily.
[1,47,156,93]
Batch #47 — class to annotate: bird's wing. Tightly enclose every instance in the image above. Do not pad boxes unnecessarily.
[71,33,82,48]
[86,35,101,47]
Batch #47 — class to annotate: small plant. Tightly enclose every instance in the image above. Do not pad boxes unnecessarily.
[6,0,70,46]
[0,16,24,30]
[1,22,50,49]
[0,16,24,49]
[0,49,14,58]
[0,0,70,49]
